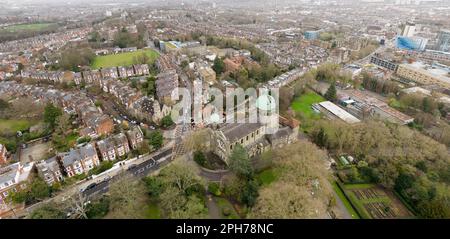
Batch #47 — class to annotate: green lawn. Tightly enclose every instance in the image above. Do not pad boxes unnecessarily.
[291,92,325,120]
[91,49,159,69]
[343,183,376,190]
[145,202,161,219]
[215,197,240,219]
[388,98,406,110]
[0,119,34,133]
[256,168,278,186]
[1,23,56,32]
[332,181,360,219]
[165,42,177,49]
[54,132,79,152]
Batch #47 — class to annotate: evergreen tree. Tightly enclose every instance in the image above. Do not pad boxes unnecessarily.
[212,57,225,75]
[325,82,337,102]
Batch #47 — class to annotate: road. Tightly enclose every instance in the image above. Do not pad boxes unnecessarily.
[82,147,174,199]
[354,38,396,66]
[12,144,175,218]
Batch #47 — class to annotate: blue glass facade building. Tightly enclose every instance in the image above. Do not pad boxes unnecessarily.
[304,31,319,40]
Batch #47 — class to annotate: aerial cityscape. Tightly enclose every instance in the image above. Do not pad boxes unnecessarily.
[0,0,449,220]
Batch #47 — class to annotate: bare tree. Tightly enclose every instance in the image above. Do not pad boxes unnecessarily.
[67,192,89,219]
[107,173,147,219]
[159,162,201,193]
[183,128,213,152]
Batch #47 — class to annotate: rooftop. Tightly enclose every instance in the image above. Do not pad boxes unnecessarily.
[220,123,264,143]
[318,101,361,124]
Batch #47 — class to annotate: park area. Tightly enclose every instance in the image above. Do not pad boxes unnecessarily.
[0,119,35,133]
[256,168,278,186]
[337,183,414,219]
[291,92,324,120]
[1,23,57,33]
[90,49,159,69]
[0,119,38,152]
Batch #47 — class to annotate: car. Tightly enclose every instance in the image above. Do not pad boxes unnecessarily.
[82,183,97,192]
[128,164,138,170]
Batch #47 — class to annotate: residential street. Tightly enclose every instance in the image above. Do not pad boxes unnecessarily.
[12,143,175,218]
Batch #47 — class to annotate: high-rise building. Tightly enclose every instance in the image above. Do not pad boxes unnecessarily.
[436,30,450,52]
[396,36,428,51]
[304,31,319,40]
[402,22,416,37]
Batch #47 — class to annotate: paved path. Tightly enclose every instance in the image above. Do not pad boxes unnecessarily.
[332,190,353,219]
[206,193,221,219]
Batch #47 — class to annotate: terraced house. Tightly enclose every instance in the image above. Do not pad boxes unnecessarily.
[36,157,64,186]
[126,126,144,150]
[0,162,34,218]
[96,133,130,161]
[61,144,100,177]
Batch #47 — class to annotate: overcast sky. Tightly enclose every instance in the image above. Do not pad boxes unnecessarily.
[6,0,450,6]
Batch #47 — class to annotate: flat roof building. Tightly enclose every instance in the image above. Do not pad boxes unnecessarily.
[397,62,450,89]
[313,101,361,124]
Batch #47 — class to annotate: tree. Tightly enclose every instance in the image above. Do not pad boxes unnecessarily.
[88,31,102,42]
[249,141,333,218]
[59,47,94,71]
[159,162,201,194]
[114,30,134,48]
[184,128,212,152]
[240,179,259,207]
[324,82,337,102]
[279,87,294,113]
[10,177,52,204]
[156,162,208,219]
[108,174,147,219]
[29,178,52,201]
[86,197,110,219]
[148,130,163,150]
[228,144,253,179]
[153,39,161,49]
[146,76,156,96]
[0,99,9,110]
[133,53,150,65]
[169,195,208,219]
[159,185,187,215]
[29,204,65,219]
[44,103,62,130]
[309,119,450,218]
[67,192,90,219]
[143,176,164,197]
[208,182,222,196]
[193,151,206,167]
[161,115,174,128]
[212,57,225,75]
[249,182,327,219]
[180,60,189,69]
[54,114,71,137]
